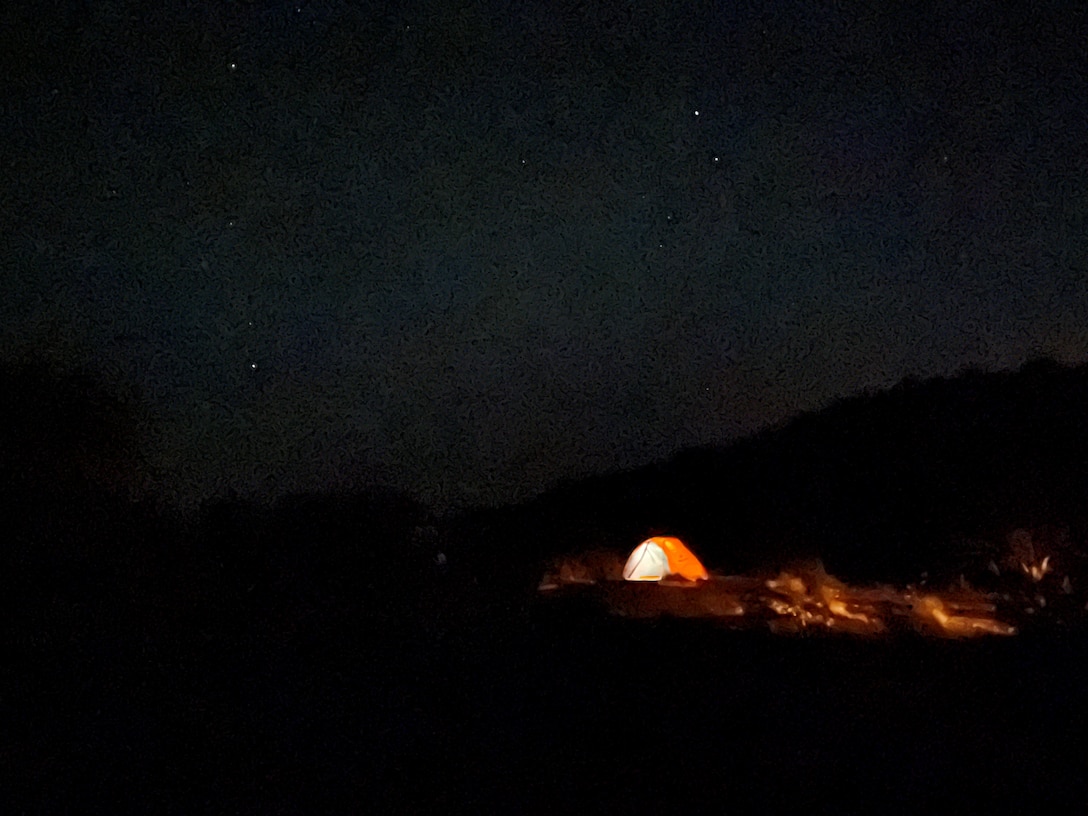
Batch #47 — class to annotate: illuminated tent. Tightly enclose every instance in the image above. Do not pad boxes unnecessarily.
[623,537,709,582]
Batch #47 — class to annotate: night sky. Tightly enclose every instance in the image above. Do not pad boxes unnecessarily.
[3,0,1086,512]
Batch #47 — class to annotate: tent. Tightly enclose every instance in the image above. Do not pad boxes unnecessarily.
[623,537,709,582]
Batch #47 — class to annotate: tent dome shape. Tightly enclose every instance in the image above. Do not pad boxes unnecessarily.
[623,537,709,582]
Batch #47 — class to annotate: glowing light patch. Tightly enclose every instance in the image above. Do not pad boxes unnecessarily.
[1022,556,1052,582]
[913,595,1017,637]
[541,556,1030,637]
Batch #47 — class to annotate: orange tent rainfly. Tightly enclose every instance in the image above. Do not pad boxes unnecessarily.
[622,537,709,582]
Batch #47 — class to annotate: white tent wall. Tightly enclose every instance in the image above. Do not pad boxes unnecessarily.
[622,540,670,581]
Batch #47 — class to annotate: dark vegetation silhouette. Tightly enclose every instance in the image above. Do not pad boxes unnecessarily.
[4,355,1088,811]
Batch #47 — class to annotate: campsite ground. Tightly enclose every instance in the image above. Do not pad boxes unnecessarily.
[7,534,1087,813]
[391,607,1086,813]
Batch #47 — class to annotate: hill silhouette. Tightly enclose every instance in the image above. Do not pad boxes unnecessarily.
[447,356,1088,590]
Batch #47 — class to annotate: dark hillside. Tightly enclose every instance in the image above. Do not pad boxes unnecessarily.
[447,358,1088,593]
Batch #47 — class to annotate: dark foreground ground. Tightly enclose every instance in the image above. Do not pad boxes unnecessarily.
[7,576,1087,814]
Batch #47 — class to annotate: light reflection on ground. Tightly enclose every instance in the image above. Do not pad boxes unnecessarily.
[537,553,1084,637]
